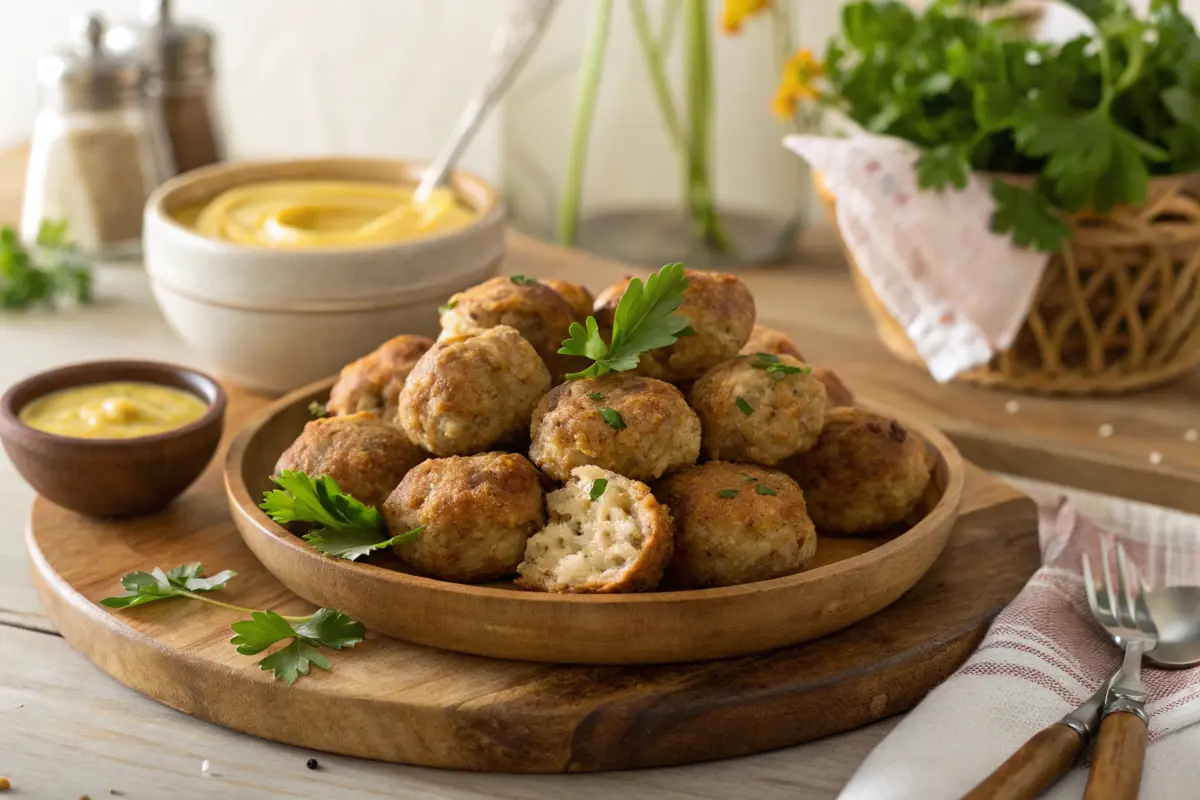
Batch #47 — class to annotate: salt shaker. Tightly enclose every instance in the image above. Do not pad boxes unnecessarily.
[21,14,174,259]
[108,0,225,175]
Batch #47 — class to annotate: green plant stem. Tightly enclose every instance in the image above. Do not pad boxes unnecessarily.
[557,0,614,246]
[682,0,732,252]
[180,591,310,623]
[659,0,682,56]
[629,0,685,150]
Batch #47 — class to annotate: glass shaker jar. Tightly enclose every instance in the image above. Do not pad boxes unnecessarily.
[108,0,225,175]
[21,14,174,260]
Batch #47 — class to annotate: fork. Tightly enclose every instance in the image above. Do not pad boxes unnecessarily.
[1081,538,1158,800]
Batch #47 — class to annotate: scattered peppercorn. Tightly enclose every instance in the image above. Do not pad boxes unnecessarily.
[306,758,319,770]
[0,776,11,792]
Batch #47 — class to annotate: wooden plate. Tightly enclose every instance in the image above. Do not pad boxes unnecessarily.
[225,378,965,665]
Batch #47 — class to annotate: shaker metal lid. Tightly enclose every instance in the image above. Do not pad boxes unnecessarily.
[38,14,150,110]
[106,0,215,84]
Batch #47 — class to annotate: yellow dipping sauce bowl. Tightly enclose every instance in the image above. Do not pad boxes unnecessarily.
[181,180,476,248]
[19,382,209,439]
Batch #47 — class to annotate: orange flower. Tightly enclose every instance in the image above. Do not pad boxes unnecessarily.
[721,0,769,34]
[773,48,823,119]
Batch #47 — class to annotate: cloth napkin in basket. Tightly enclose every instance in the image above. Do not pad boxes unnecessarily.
[785,134,1050,383]
[839,501,1200,800]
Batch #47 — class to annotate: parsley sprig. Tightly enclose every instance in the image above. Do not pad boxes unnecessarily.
[260,471,422,561]
[102,563,365,684]
[1,221,92,311]
[558,262,691,380]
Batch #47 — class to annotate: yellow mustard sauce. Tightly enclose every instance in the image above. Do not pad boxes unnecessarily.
[19,382,208,439]
[176,180,475,248]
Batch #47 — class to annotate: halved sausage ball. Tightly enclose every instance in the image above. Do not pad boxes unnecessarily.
[327,334,434,422]
[655,462,817,589]
[782,407,930,535]
[398,325,550,457]
[274,412,425,507]
[691,354,827,465]
[593,270,755,382]
[740,323,804,361]
[439,275,578,380]
[542,278,594,321]
[383,452,545,583]
[516,465,673,593]
[529,373,700,482]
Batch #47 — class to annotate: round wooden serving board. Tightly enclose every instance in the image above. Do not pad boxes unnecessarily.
[27,384,1041,772]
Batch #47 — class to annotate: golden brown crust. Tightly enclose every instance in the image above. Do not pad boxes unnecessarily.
[593,270,756,382]
[542,278,594,321]
[382,452,545,583]
[439,276,579,380]
[691,355,828,465]
[515,467,674,593]
[327,335,434,421]
[740,324,804,361]
[398,325,551,457]
[274,411,426,508]
[529,373,700,482]
[813,366,855,407]
[781,407,930,535]
[655,462,817,589]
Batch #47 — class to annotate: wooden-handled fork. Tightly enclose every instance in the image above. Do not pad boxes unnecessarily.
[1080,539,1157,800]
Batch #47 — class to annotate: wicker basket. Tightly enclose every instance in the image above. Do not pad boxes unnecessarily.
[816,173,1200,394]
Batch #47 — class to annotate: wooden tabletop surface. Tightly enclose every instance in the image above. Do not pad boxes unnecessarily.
[1,143,1197,798]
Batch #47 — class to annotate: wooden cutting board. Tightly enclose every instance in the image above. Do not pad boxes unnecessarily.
[26,384,1041,773]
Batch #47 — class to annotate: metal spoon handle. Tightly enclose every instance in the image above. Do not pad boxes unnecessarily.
[414,0,559,203]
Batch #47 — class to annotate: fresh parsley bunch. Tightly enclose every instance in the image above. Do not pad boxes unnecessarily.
[822,0,1200,252]
[0,221,92,310]
[558,262,692,379]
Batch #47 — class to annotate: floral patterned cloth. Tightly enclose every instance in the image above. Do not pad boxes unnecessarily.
[785,134,1050,382]
[839,500,1200,800]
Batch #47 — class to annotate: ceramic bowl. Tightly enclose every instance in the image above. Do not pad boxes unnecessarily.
[0,360,226,517]
[143,157,505,394]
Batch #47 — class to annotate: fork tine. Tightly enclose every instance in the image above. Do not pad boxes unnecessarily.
[1115,542,1138,628]
[1099,535,1117,624]
[1082,553,1101,620]
[1111,537,1136,628]
[1118,542,1157,634]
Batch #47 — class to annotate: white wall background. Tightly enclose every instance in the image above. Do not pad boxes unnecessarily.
[2,0,1196,236]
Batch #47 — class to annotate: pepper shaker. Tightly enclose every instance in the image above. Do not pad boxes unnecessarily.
[108,0,225,174]
[21,13,174,259]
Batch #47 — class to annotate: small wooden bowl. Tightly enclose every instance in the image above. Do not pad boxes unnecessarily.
[0,360,227,517]
[226,377,965,665]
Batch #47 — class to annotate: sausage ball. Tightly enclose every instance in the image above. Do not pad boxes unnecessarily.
[438,275,578,379]
[594,270,755,382]
[275,412,425,507]
[814,366,855,407]
[542,278,594,321]
[517,465,673,593]
[656,462,817,589]
[529,373,700,482]
[691,354,828,465]
[327,334,434,422]
[398,325,551,457]
[782,407,931,535]
[740,324,805,361]
[383,452,545,583]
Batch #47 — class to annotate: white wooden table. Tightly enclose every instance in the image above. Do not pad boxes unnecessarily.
[1,265,1195,799]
